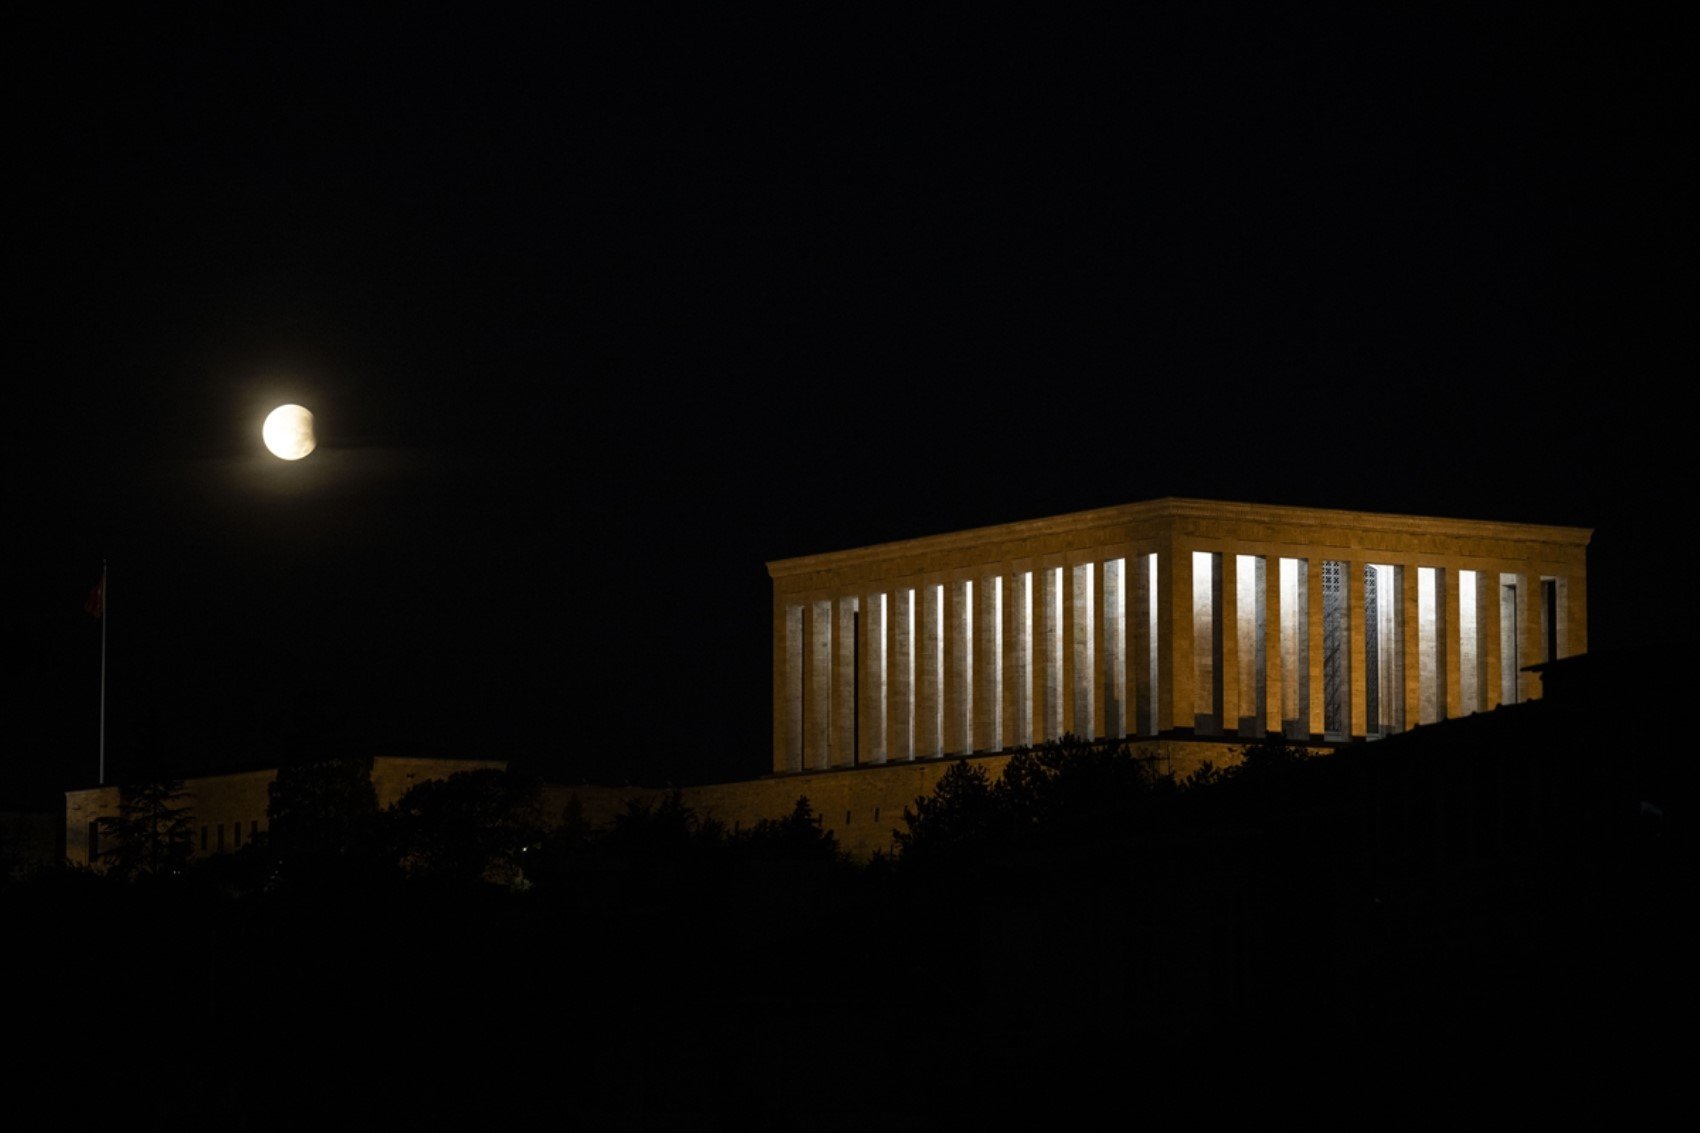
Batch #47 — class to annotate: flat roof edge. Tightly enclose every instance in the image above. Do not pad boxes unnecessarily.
[766,497,1592,578]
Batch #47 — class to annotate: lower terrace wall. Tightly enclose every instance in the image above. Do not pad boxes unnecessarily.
[65,757,506,868]
[549,738,1257,860]
[66,742,1277,868]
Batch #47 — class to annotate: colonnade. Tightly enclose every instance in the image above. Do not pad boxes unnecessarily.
[778,555,1161,772]
[768,501,1591,775]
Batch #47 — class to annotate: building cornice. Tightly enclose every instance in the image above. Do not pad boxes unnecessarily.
[766,497,1592,579]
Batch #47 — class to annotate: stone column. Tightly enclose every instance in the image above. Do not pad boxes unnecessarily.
[1004,570,1032,749]
[1443,566,1462,721]
[890,587,914,761]
[975,573,1002,751]
[1102,557,1128,740]
[861,590,887,765]
[1166,540,1192,735]
[944,579,972,755]
[1057,565,1072,737]
[1264,555,1284,737]
[1561,573,1587,657]
[1307,558,1325,738]
[1220,552,1239,737]
[1401,564,1420,732]
[807,599,833,769]
[1132,553,1156,737]
[832,596,858,766]
[1038,565,1064,741]
[1481,570,1503,710]
[1092,559,1109,740]
[1349,562,1367,740]
[777,603,803,773]
[917,583,942,757]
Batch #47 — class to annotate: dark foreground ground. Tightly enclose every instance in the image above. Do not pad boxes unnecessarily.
[10,699,1689,1127]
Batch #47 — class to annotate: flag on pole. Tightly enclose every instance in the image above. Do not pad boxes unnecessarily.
[85,574,105,619]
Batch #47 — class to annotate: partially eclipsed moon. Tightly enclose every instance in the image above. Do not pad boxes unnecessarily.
[263,404,317,460]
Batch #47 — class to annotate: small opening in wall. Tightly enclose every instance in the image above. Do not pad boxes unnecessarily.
[1322,560,1348,741]
[1235,554,1266,737]
[1364,563,1401,737]
[1278,557,1308,738]
[1542,578,1559,664]
[1045,566,1064,741]
[1500,575,1520,706]
[1460,570,1480,714]
[1104,558,1126,739]
[1418,566,1445,725]
[1192,551,1222,734]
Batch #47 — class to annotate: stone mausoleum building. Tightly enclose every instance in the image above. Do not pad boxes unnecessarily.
[768,498,1589,779]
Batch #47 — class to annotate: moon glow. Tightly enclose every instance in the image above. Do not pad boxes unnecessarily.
[263,404,317,460]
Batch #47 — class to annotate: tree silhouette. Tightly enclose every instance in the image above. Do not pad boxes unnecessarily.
[599,789,719,864]
[735,796,839,863]
[997,733,1169,837]
[98,775,194,880]
[265,754,380,878]
[894,758,1000,867]
[895,736,1177,868]
[387,769,545,887]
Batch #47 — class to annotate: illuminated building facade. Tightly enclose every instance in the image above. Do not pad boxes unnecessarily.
[768,499,1589,775]
[58,501,1594,866]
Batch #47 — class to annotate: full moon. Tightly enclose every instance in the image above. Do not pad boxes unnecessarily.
[262,404,317,460]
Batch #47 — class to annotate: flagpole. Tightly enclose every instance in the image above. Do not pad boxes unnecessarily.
[98,559,107,786]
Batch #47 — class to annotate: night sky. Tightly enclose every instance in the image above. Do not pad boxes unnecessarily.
[6,7,1690,798]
